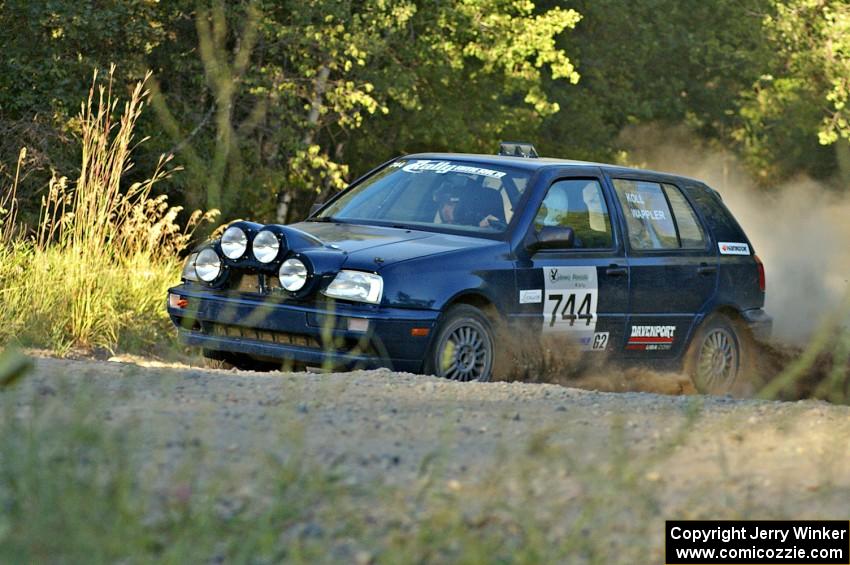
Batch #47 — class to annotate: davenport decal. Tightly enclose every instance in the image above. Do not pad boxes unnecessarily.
[626,325,676,351]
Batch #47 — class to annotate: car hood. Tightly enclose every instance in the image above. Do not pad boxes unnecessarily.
[291,221,500,270]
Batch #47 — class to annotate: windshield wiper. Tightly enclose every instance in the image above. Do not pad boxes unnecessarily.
[307,216,338,223]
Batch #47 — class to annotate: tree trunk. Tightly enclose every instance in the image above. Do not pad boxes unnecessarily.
[277,64,330,223]
[836,138,850,190]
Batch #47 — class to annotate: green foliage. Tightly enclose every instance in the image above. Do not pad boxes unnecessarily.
[0,71,214,354]
[731,0,850,182]
[3,0,850,227]
[530,0,774,163]
[0,0,181,220]
[765,0,850,146]
[0,1,582,224]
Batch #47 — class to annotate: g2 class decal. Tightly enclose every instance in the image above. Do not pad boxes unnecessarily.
[626,325,676,351]
[718,242,750,255]
[588,332,609,351]
[543,267,599,348]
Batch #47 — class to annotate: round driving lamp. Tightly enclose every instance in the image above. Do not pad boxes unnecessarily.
[221,226,248,259]
[194,248,222,282]
[253,230,281,263]
[279,258,308,292]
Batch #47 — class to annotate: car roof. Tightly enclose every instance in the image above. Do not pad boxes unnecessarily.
[403,152,704,185]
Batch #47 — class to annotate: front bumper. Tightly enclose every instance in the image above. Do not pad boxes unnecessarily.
[741,308,773,342]
[167,284,439,372]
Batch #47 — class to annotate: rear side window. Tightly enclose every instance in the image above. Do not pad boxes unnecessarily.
[613,179,678,250]
[614,179,708,251]
[533,179,613,249]
[663,183,706,248]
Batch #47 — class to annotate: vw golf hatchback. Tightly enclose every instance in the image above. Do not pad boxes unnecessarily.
[168,144,771,394]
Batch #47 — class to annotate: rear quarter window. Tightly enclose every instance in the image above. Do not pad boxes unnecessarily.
[681,183,749,244]
[663,183,706,248]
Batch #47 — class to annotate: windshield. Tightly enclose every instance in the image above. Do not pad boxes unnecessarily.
[315,159,532,234]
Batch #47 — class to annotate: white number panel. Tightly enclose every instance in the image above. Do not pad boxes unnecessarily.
[542,267,599,350]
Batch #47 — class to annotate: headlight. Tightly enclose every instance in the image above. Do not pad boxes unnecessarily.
[253,230,280,263]
[279,258,308,291]
[221,226,248,259]
[194,248,222,282]
[323,270,383,304]
[181,252,199,281]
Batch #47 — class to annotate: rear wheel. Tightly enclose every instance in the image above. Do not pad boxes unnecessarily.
[425,305,495,382]
[684,314,755,395]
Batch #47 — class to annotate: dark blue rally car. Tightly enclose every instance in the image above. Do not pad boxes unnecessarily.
[167,143,771,394]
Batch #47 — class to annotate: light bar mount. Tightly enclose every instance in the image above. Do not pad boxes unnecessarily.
[498,141,539,158]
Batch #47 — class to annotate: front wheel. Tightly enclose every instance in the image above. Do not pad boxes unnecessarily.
[425,305,495,382]
[684,314,755,395]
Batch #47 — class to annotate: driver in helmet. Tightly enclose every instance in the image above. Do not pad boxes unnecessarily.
[433,178,500,228]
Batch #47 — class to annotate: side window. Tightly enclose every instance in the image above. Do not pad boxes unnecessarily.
[663,183,706,248]
[613,179,678,250]
[533,179,613,249]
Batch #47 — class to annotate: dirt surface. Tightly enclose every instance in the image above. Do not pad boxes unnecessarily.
[13,356,850,521]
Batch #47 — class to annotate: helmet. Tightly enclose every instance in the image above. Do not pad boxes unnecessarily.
[433,178,464,206]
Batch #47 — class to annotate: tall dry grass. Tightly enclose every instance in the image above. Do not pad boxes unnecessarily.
[0,68,216,354]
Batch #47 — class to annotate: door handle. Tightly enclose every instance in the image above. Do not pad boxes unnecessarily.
[697,263,717,275]
[605,265,628,277]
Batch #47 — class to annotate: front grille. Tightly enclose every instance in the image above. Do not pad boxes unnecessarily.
[204,322,380,358]
[208,323,320,349]
[232,273,282,294]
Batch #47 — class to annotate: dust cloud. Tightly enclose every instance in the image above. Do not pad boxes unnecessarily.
[618,125,850,344]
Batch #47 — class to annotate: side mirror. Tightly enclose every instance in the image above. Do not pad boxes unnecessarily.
[309,202,324,217]
[529,226,575,251]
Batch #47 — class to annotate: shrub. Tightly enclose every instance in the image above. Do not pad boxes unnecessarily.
[0,68,215,354]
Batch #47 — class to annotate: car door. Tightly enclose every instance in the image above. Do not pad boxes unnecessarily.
[514,176,630,354]
[608,176,718,358]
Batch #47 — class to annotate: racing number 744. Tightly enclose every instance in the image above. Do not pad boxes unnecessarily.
[548,292,594,328]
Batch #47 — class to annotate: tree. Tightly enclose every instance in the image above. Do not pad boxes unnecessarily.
[734,0,850,183]
[150,0,582,222]
[532,0,774,164]
[0,0,172,219]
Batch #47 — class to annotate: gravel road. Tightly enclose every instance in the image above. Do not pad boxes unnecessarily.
[12,356,850,521]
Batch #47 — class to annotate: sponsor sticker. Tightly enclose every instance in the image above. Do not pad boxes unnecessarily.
[392,159,506,179]
[626,325,676,351]
[718,241,750,255]
[519,289,543,304]
[590,332,609,351]
[577,332,610,351]
[542,267,599,348]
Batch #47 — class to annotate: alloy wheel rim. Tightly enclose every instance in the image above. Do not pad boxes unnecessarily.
[696,328,739,392]
[438,323,492,381]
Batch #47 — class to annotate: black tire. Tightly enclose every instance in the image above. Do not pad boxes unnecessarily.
[425,305,495,382]
[684,313,756,396]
